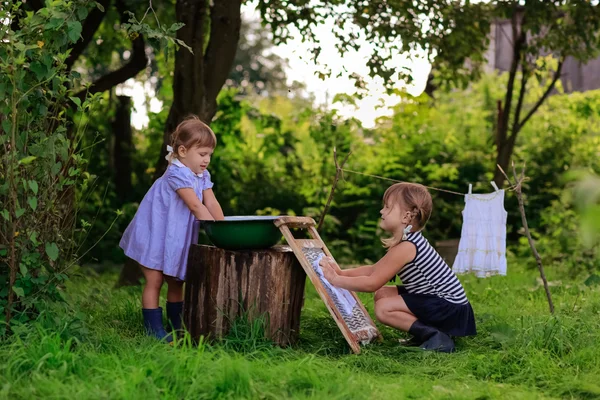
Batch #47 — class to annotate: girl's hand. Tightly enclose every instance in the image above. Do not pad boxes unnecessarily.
[203,189,225,220]
[319,257,339,284]
[320,256,342,273]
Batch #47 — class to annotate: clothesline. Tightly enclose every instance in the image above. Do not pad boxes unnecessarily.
[340,168,516,197]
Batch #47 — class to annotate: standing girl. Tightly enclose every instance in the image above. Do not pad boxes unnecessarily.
[120,116,224,342]
[320,183,476,352]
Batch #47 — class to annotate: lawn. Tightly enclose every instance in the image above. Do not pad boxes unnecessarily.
[1,261,599,399]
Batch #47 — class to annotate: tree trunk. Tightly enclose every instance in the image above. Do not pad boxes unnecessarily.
[184,245,306,346]
[493,134,517,188]
[153,0,242,179]
[113,95,133,202]
[118,1,242,287]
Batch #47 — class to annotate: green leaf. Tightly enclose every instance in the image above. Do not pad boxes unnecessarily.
[77,6,88,20]
[14,42,27,52]
[13,287,24,298]
[46,18,63,30]
[15,208,25,218]
[29,61,47,81]
[27,196,38,211]
[95,2,105,12]
[28,180,38,194]
[584,274,600,287]
[30,231,38,245]
[69,96,82,109]
[169,23,185,32]
[1,209,8,221]
[19,156,36,165]
[2,119,11,135]
[51,162,62,176]
[45,242,59,261]
[20,263,28,277]
[67,21,82,43]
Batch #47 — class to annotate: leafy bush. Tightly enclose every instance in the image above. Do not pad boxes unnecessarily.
[80,70,600,274]
[0,1,101,333]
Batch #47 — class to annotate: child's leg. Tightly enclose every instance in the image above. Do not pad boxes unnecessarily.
[375,287,454,352]
[140,266,171,342]
[165,276,184,303]
[374,286,401,304]
[141,266,164,308]
[165,276,184,331]
[374,287,417,331]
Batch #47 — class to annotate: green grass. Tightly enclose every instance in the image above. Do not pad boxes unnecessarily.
[2,261,600,399]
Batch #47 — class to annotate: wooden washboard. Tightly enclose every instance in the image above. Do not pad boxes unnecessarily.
[274,216,381,353]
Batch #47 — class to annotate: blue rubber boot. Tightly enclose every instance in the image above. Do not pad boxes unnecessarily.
[420,331,455,353]
[408,320,455,353]
[166,301,184,332]
[142,307,173,343]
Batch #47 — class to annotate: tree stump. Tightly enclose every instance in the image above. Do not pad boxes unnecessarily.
[184,245,306,346]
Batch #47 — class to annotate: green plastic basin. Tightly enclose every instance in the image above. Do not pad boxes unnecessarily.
[199,216,283,250]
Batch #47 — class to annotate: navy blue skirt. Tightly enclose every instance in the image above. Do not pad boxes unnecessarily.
[397,286,477,337]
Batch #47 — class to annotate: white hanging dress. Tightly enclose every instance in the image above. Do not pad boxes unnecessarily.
[452,185,508,278]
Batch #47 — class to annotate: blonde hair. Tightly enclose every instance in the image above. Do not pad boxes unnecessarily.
[170,115,217,157]
[381,182,433,248]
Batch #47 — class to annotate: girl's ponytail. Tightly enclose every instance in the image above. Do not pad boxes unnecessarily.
[411,207,424,226]
[164,127,180,164]
[170,126,181,151]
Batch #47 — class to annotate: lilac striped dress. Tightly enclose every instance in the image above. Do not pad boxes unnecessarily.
[119,159,214,280]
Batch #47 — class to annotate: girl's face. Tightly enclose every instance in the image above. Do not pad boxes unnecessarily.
[379,200,411,233]
[178,145,213,175]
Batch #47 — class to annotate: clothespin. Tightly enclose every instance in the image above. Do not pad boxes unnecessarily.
[468,183,472,194]
[490,181,499,191]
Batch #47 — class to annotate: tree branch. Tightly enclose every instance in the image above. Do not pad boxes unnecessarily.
[517,58,565,131]
[65,0,111,72]
[510,68,529,140]
[499,10,526,145]
[497,162,555,314]
[495,100,503,149]
[74,35,147,101]
[203,0,242,118]
[74,0,148,102]
[318,148,352,232]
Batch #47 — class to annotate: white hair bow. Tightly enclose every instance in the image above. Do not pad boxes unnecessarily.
[402,224,413,241]
[165,145,175,162]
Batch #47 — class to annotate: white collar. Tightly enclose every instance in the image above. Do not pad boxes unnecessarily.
[172,159,204,178]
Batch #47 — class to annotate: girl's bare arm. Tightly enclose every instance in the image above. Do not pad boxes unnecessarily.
[202,188,225,220]
[176,188,215,220]
[340,265,374,277]
[322,242,416,292]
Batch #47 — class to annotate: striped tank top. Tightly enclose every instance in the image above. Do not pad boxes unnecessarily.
[399,231,469,305]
